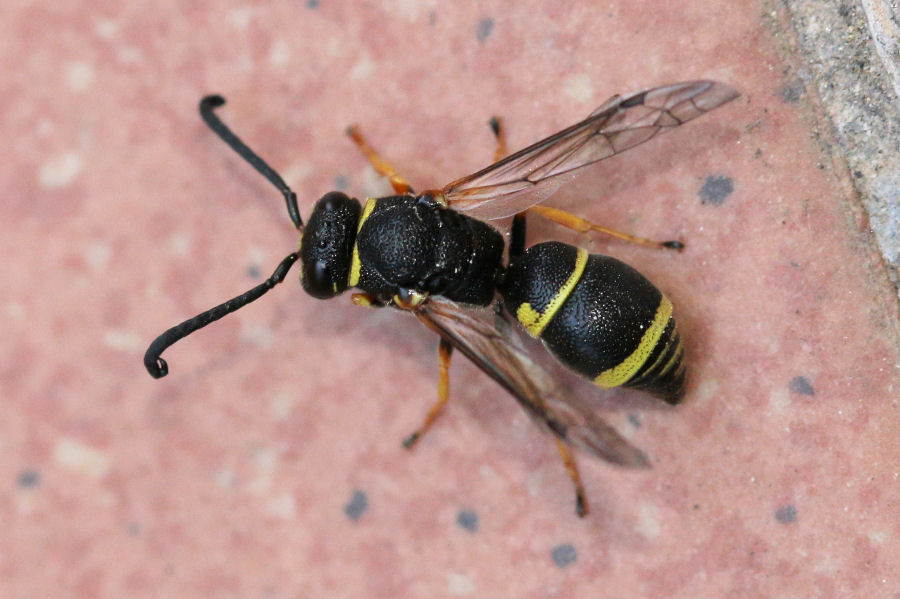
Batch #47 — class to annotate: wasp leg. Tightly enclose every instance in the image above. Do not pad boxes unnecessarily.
[346,125,413,195]
[350,292,383,308]
[403,338,454,448]
[488,116,507,163]
[509,212,527,262]
[554,438,589,517]
[527,205,684,251]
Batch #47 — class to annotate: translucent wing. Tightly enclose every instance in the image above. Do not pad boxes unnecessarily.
[442,80,739,220]
[414,297,649,467]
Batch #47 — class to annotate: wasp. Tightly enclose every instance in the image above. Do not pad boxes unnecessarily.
[145,81,738,516]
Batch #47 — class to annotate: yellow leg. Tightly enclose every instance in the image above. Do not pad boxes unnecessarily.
[350,292,378,307]
[527,205,684,250]
[555,438,589,517]
[403,338,453,448]
[346,125,413,194]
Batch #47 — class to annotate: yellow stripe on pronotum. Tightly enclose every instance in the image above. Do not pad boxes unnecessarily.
[347,198,378,288]
[516,248,588,338]
[594,295,673,388]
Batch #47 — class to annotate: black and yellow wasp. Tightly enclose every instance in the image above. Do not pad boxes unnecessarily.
[145,81,738,516]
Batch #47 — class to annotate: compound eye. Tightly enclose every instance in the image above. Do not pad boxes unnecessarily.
[302,260,336,299]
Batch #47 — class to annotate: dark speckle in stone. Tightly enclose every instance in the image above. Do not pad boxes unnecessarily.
[774,504,797,524]
[789,376,815,396]
[780,80,804,103]
[456,508,479,532]
[699,175,734,206]
[344,489,368,521]
[17,469,40,488]
[550,543,577,567]
[476,17,494,42]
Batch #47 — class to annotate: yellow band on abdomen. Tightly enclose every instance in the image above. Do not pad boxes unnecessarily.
[594,295,673,388]
[516,248,588,338]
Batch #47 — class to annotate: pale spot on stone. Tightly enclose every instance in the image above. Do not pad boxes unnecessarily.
[477,464,498,483]
[361,166,394,198]
[768,385,790,414]
[95,19,119,39]
[264,492,297,519]
[54,437,110,479]
[98,490,118,508]
[525,468,548,499]
[166,232,191,256]
[563,73,594,105]
[268,39,290,67]
[248,447,277,494]
[16,494,36,516]
[102,329,144,351]
[240,323,274,348]
[36,118,55,137]
[394,0,425,21]
[867,529,888,545]
[446,572,476,596]
[812,554,840,576]
[215,468,236,488]
[65,61,96,93]
[254,446,278,471]
[227,6,254,29]
[281,163,313,189]
[350,54,375,80]
[117,46,143,64]
[7,302,24,320]
[764,335,781,355]
[85,241,111,272]
[693,377,719,408]
[269,391,295,420]
[635,501,661,539]
[245,245,267,270]
[39,152,83,189]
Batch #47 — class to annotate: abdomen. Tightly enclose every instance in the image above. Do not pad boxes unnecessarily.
[502,241,685,404]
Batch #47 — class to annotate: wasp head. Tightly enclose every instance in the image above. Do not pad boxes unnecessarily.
[299,191,362,299]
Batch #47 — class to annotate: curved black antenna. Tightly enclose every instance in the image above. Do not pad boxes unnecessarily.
[200,95,303,229]
[144,252,300,378]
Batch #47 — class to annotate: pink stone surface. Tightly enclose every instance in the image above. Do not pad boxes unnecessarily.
[3,2,899,598]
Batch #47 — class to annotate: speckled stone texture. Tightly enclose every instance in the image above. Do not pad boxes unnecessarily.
[3,2,899,598]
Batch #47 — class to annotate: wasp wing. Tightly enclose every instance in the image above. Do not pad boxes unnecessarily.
[415,298,649,467]
[441,80,739,220]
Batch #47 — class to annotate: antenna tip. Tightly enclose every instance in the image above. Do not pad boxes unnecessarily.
[145,355,169,379]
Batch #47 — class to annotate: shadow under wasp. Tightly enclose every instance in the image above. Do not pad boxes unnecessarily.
[145,80,738,516]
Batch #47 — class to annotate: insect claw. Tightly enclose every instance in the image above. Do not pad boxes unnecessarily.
[402,432,420,449]
[576,493,589,518]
